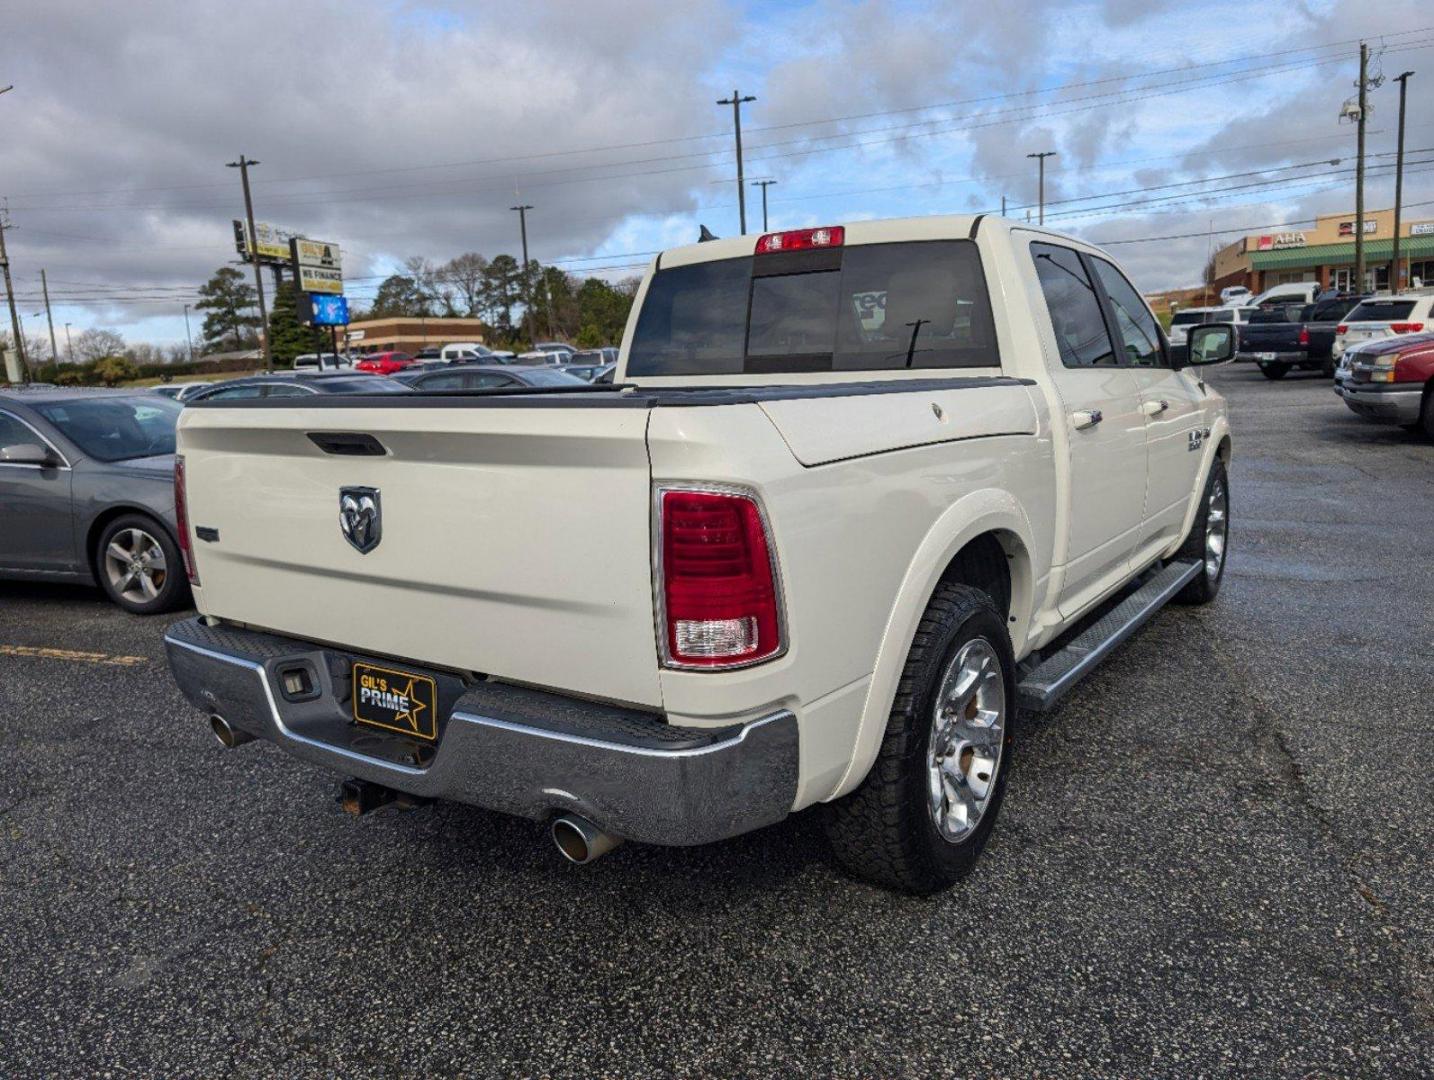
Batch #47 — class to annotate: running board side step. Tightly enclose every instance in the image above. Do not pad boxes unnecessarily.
[1016,559,1202,713]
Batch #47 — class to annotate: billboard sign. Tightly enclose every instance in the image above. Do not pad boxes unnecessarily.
[233,220,293,265]
[290,237,343,294]
[308,294,350,327]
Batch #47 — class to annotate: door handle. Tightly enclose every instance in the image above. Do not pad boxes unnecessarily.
[1071,409,1103,430]
[1141,399,1170,417]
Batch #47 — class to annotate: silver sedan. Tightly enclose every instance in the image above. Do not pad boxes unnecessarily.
[0,386,189,614]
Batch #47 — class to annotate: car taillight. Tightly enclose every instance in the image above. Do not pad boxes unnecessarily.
[1298,326,1309,346]
[755,226,844,254]
[174,454,199,585]
[1391,322,1424,333]
[658,487,783,668]
[1336,324,1348,335]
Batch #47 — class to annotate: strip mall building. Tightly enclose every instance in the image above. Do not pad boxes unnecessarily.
[1211,208,1434,296]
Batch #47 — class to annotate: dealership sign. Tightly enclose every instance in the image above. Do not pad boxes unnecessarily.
[1338,219,1378,237]
[1255,232,1307,250]
[290,237,343,295]
[308,293,350,327]
[233,220,293,265]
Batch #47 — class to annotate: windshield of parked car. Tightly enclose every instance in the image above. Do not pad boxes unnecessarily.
[1346,300,1417,322]
[33,395,181,462]
[518,368,588,385]
[1170,311,1215,325]
[628,240,998,376]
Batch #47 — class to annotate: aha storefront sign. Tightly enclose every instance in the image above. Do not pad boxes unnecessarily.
[1255,232,1307,251]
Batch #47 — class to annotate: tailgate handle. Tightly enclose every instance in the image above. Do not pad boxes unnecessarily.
[307,432,387,456]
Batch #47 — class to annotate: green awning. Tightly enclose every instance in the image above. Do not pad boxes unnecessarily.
[1250,235,1434,269]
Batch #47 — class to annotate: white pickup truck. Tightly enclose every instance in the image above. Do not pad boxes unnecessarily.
[164,216,1235,893]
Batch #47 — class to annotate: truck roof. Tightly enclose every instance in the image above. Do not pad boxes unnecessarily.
[655,213,1081,269]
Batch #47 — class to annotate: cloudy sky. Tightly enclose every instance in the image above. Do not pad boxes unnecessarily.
[1,0,1431,349]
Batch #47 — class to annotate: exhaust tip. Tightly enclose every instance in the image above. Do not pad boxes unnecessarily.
[551,814,622,865]
[209,713,254,749]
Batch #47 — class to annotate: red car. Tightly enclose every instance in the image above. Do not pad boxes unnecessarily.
[1336,332,1434,438]
[354,351,414,375]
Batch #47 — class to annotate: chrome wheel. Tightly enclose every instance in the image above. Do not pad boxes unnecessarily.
[103,527,168,604]
[1205,475,1228,580]
[926,638,1007,844]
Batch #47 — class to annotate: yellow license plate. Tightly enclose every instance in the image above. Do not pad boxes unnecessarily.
[352,662,438,741]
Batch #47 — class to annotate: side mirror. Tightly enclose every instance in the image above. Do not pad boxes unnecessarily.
[0,442,58,467]
[1186,323,1237,366]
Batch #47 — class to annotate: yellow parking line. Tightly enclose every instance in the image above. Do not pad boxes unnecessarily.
[0,644,148,667]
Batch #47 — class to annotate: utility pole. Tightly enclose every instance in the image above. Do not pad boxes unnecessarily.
[0,216,29,382]
[1354,42,1369,292]
[1026,151,1057,226]
[752,179,777,232]
[40,269,59,362]
[183,303,195,363]
[227,155,272,372]
[718,90,757,234]
[64,322,73,363]
[1001,195,1007,217]
[510,203,534,344]
[1391,70,1414,292]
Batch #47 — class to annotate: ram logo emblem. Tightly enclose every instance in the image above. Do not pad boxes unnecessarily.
[339,486,382,554]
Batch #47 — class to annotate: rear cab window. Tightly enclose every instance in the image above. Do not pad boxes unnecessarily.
[626,240,1000,377]
[1347,300,1416,322]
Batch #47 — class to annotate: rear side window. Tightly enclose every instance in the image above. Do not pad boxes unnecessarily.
[1030,243,1116,368]
[626,240,999,376]
[1347,300,1416,322]
[1089,258,1163,367]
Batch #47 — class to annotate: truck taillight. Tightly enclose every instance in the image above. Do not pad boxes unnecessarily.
[174,454,199,585]
[1298,326,1310,346]
[755,226,844,254]
[658,487,784,669]
[1391,322,1424,333]
[1336,324,1348,335]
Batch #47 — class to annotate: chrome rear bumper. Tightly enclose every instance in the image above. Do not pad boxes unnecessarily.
[164,617,798,846]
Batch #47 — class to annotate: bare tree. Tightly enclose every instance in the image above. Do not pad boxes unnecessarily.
[402,256,440,315]
[74,328,126,362]
[439,253,489,316]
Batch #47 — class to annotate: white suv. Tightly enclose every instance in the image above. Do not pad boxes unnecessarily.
[1332,293,1434,362]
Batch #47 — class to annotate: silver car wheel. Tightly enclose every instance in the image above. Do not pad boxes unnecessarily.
[103,527,168,604]
[1205,475,1228,580]
[926,638,1007,844]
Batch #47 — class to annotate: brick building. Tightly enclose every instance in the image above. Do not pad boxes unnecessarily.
[1210,208,1434,296]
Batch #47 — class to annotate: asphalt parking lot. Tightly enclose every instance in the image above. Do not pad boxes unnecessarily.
[2,366,1432,1078]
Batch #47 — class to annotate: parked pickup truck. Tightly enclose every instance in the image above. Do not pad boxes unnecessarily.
[163,217,1234,893]
[1238,296,1367,378]
[1335,332,1434,437]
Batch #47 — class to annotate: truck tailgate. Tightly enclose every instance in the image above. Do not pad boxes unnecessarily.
[178,402,662,707]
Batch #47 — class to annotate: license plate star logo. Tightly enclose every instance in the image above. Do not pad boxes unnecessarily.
[339,486,382,554]
[390,677,427,734]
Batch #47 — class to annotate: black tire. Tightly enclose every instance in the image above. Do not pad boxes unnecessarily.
[823,583,1016,894]
[94,513,190,615]
[1257,362,1289,380]
[1173,460,1228,605]
[1421,388,1434,442]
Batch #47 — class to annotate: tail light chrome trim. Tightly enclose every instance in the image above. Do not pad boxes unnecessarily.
[652,482,789,671]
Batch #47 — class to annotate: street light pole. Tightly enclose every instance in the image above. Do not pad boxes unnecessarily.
[1391,70,1414,292]
[1026,151,1057,226]
[183,303,195,363]
[718,90,757,234]
[752,179,777,231]
[510,203,534,344]
[40,268,59,362]
[0,217,30,381]
[227,155,272,372]
[1354,42,1369,292]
